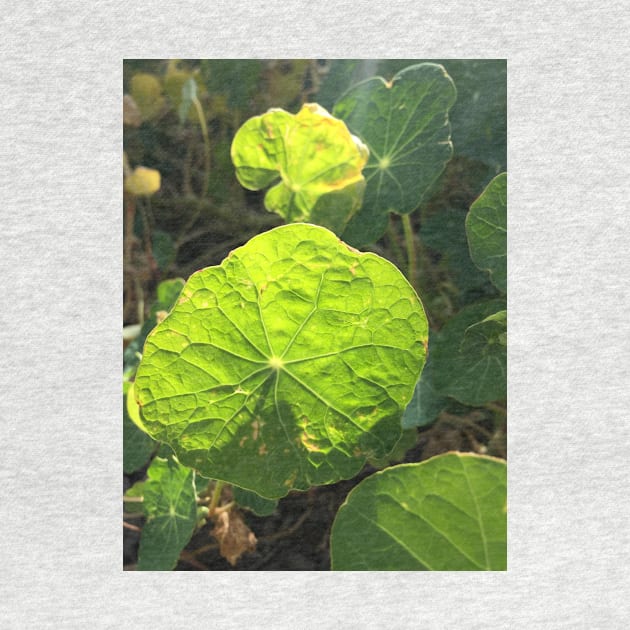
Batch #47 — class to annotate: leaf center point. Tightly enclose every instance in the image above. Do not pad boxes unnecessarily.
[268,356,284,371]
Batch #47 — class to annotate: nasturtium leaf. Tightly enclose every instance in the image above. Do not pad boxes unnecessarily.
[420,207,496,304]
[230,104,369,234]
[232,486,278,517]
[123,388,155,474]
[333,63,457,247]
[135,223,428,499]
[136,456,198,571]
[462,310,507,354]
[123,278,185,375]
[466,173,507,293]
[431,300,506,405]
[330,452,507,571]
[402,335,448,429]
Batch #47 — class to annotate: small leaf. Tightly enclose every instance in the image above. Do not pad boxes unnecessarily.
[431,300,506,405]
[177,77,197,124]
[123,481,145,514]
[136,456,198,571]
[333,63,457,246]
[330,452,507,570]
[461,310,507,353]
[231,104,368,234]
[466,173,507,293]
[124,166,161,196]
[123,388,155,473]
[135,223,428,498]
[232,486,278,517]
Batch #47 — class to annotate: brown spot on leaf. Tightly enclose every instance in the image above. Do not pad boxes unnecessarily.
[258,443,268,456]
[211,509,257,566]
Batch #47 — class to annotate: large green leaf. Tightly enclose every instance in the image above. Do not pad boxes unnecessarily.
[466,173,507,293]
[231,104,369,234]
[330,452,507,570]
[136,456,198,571]
[333,63,457,247]
[135,223,428,498]
[431,300,506,405]
[232,486,278,517]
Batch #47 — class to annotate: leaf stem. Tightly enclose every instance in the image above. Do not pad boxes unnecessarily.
[401,213,417,290]
[207,480,225,516]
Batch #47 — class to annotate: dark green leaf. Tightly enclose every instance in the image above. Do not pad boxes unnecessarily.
[431,300,506,405]
[232,486,278,516]
[136,456,197,570]
[334,63,457,246]
[466,173,507,293]
[330,452,507,570]
[135,224,428,498]
[402,334,448,429]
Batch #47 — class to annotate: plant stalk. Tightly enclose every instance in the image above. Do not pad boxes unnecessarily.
[207,480,225,516]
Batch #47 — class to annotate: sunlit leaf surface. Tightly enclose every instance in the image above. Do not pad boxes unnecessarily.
[135,224,428,498]
[231,104,369,234]
[330,452,506,570]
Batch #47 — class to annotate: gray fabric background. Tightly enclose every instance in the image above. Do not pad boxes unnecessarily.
[1,1,629,627]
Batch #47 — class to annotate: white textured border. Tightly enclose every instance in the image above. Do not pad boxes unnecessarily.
[2,1,629,627]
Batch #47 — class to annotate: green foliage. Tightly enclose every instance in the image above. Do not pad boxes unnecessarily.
[231,104,368,234]
[124,59,507,571]
[123,389,155,474]
[333,63,457,247]
[466,173,507,293]
[402,335,448,429]
[134,223,428,498]
[330,452,507,570]
[431,299,507,405]
[232,487,278,517]
[135,456,198,570]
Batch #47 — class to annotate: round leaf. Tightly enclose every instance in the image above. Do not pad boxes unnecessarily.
[333,63,457,246]
[431,300,506,405]
[231,104,369,234]
[466,173,507,292]
[137,456,198,571]
[135,224,428,498]
[330,452,507,570]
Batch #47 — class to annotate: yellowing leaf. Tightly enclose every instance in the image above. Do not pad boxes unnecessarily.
[231,104,369,234]
[124,166,161,196]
